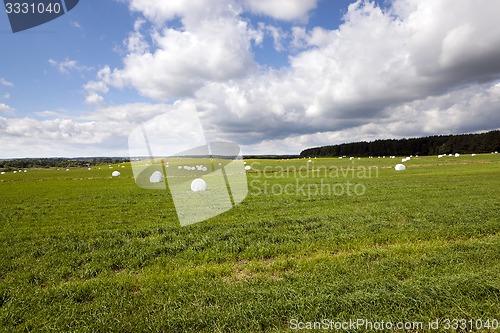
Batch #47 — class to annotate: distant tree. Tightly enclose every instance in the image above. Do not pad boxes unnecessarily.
[300,130,500,157]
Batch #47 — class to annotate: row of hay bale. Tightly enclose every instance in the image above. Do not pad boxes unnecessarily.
[1,170,28,174]
[177,165,208,172]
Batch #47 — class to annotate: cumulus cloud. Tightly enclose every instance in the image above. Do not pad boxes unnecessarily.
[0,102,174,157]
[71,0,500,156]
[194,0,500,150]
[259,23,287,52]
[85,93,105,106]
[49,58,93,75]
[0,77,14,87]
[87,2,259,101]
[0,118,124,158]
[243,0,317,21]
[0,103,15,114]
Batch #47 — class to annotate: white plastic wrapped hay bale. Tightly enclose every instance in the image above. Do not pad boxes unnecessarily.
[190,178,207,192]
[394,164,406,171]
[149,171,163,183]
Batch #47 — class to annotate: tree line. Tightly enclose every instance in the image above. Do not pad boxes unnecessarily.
[300,130,500,157]
[0,157,129,171]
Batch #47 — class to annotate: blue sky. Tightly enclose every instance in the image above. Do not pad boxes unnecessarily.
[0,0,356,114]
[1,0,499,158]
[0,0,141,114]
[0,0,351,118]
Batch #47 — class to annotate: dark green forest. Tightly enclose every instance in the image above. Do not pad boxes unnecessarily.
[300,130,500,157]
[0,157,128,171]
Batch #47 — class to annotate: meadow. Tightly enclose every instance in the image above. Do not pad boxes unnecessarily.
[0,154,499,332]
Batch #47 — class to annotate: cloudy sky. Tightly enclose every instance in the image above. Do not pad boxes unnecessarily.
[1,0,500,158]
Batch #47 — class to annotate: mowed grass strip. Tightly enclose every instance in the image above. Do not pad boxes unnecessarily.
[0,155,499,332]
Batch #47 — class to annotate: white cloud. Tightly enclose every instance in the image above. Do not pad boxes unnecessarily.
[85,93,105,105]
[84,66,120,104]
[2,93,10,100]
[243,0,317,21]
[84,102,169,124]
[34,110,65,118]
[66,0,500,156]
[189,0,500,151]
[0,103,15,114]
[0,103,173,158]
[49,58,92,75]
[259,23,287,52]
[0,77,14,87]
[90,13,258,100]
[126,0,240,27]
[70,20,82,29]
[0,117,124,158]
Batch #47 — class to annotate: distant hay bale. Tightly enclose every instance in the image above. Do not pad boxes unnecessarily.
[455,153,460,157]
[244,165,251,171]
[149,171,163,183]
[438,155,443,158]
[471,153,476,157]
[112,171,121,177]
[191,178,207,192]
[1,172,5,175]
[394,164,406,171]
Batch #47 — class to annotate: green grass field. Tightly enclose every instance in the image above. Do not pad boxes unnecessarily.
[0,155,499,332]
